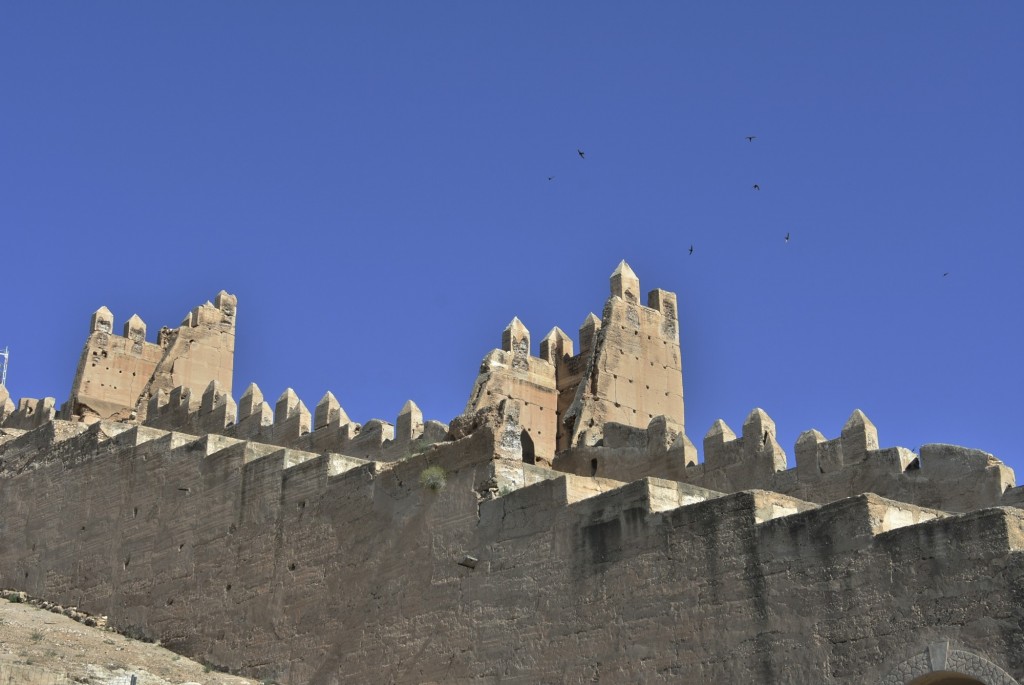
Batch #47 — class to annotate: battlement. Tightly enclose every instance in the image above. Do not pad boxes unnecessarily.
[142,380,449,462]
[0,272,1021,682]
[464,261,685,465]
[0,396,1019,684]
[0,389,57,431]
[62,293,237,424]
[552,406,1016,515]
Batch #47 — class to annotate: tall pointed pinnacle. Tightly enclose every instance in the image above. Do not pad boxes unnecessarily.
[123,314,147,340]
[238,383,264,420]
[501,317,530,355]
[314,391,349,430]
[610,260,641,303]
[397,399,425,443]
[275,388,304,423]
[841,408,879,464]
[579,313,602,355]
[704,418,736,444]
[90,306,114,334]
[742,407,776,447]
[540,327,574,364]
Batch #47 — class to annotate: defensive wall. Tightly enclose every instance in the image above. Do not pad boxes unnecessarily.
[0,265,1021,684]
[0,406,1020,683]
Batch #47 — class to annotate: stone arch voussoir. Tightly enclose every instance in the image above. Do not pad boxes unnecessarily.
[880,641,1020,685]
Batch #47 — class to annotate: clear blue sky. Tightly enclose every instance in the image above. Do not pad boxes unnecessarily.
[2,4,1021,476]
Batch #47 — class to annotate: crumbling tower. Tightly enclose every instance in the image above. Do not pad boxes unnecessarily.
[64,291,237,423]
[463,261,685,460]
[562,261,684,448]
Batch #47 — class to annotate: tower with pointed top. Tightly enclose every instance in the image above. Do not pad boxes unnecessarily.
[462,261,685,458]
[463,317,560,462]
[64,293,237,423]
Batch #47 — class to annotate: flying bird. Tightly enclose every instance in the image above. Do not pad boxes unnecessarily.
[943,272,950,277]
[547,176,555,181]
[745,136,757,142]
[688,244,694,256]
[752,184,760,191]
[577,149,585,159]
[785,232,790,243]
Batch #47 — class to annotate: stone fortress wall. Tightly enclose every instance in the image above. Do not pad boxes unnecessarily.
[0,266,1020,684]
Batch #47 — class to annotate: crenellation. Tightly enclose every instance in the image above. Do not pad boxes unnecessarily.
[560,262,686,450]
[313,391,348,431]
[168,386,194,412]
[501,316,530,355]
[199,381,237,434]
[421,419,449,445]
[237,383,264,420]
[794,428,827,477]
[702,418,737,468]
[840,408,880,464]
[646,288,678,321]
[90,306,114,334]
[147,388,169,418]
[4,396,58,430]
[610,259,641,303]
[0,267,1021,683]
[578,312,601,357]
[465,321,558,462]
[274,388,304,424]
[395,399,423,445]
[741,407,787,472]
[552,415,697,484]
[344,418,395,459]
[122,313,147,342]
[271,389,312,444]
[539,326,573,364]
[64,294,236,424]
[214,290,237,316]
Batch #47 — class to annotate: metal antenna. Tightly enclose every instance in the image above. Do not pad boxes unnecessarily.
[0,347,7,387]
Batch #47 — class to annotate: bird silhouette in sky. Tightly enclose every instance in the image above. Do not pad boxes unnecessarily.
[577,149,585,159]
[688,244,694,256]
[943,272,950,277]
[547,176,555,181]
[785,232,790,243]
[752,184,760,191]
[746,136,757,142]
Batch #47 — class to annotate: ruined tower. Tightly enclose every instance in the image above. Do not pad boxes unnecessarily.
[64,291,237,422]
[464,261,685,461]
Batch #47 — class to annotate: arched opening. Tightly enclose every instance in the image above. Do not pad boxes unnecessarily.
[521,430,535,465]
[884,644,1019,685]
[910,674,985,685]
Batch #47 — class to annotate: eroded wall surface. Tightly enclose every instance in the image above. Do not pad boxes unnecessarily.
[563,265,684,448]
[554,407,1020,515]
[464,262,688,459]
[63,292,237,423]
[0,415,1020,684]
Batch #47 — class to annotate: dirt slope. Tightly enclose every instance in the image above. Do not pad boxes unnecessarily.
[0,597,259,685]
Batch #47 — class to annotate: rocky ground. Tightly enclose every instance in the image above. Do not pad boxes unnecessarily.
[0,595,259,685]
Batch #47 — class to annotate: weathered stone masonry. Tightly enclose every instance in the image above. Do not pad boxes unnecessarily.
[0,265,1020,684]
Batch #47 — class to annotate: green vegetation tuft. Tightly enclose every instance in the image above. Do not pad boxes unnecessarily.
[419,465,447,491]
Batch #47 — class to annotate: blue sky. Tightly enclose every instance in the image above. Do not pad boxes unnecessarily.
[1,3,1021,476]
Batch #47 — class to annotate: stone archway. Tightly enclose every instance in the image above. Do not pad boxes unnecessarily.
[881,642,1020,685]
